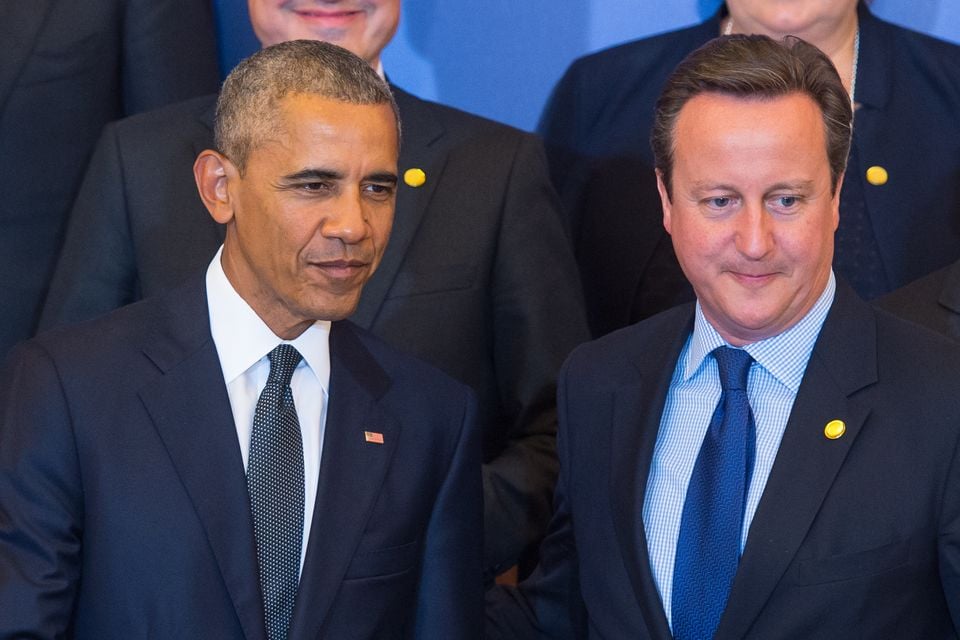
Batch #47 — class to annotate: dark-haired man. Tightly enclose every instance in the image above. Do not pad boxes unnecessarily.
[0,41,481,639]
[487,35,960,638]
[40,0,589,580]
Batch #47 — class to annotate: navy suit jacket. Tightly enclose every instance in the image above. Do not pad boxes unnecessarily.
[540,2,960,336]
[487,283,960,638]
[40,85,590,576]
[0,0,219,359]
[877,258,960,342]
[0,277,482,639]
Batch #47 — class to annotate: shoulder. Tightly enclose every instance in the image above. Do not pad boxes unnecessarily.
[392,86,540,152]
[863,8,960,86]
[875,263,957,334]
[557,19,716,96]
[105,93,216,146]
[331,321,474,410]
[563,304,692,382]
[23,279,202,378]
[873,304,960,378]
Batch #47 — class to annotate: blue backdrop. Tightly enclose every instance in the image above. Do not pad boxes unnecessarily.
[214,0,960,132]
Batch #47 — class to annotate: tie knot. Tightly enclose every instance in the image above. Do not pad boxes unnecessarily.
[713,346,752,392]
[266,344,302,387]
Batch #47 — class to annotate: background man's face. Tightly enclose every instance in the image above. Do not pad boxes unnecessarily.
[220,94,398,337]
[658,91,839,346]
[725,0,859,38]
[249,0,400,67]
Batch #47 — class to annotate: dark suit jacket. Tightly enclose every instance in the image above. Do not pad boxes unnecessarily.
[0,276,482,639]
[876,258,960,342]
[540,2,960,336]
[0,0,219,359]
[486,283,960,638]
[39,86,590,576]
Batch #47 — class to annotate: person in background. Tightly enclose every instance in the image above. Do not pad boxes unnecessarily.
[39,0,590,581]
[0,0,220,359]
[541,0,960,337]
[0,40,482,638]
[876,257,960,340]
[486,35,960,638]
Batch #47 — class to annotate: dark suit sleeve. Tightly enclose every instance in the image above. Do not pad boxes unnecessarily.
[121,0,219,114]
[485,356,585,639]
[939,425,960,630]
[537,63,589,240]
[0,343,83,636]
[483,133,590,576]
[39,123,140,330]
[414,390,484,639]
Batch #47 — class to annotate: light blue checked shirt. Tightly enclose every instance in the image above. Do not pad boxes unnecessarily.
[642,272,836,629]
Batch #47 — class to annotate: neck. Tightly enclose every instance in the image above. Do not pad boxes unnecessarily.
[723,10,859,94]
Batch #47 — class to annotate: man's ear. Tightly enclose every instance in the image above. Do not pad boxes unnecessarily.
[656,169,673,235]
[194,150,237,225]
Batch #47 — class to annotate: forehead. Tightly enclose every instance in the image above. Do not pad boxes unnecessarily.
[252,93,398,168]
[672,92,828,181]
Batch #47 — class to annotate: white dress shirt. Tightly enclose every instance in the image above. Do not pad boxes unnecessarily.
[206,246,331,571]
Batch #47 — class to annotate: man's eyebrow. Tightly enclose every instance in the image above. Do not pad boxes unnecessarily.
[687,180,816,194]
[365,172,398,184]
[765,180,815,192]
[689,181,739,194]
[280,168,343,182]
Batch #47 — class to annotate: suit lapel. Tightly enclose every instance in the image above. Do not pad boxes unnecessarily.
[351,86,446,328]
[848,6,900,279]
[137,277,266,640]
[288,322,400,638]
[0,0,54,115]
[609,308,693,639]
[717,284,878,639]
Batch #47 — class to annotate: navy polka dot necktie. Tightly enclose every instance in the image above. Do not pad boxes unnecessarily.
[672,346,756,639]
[247,344,304,640]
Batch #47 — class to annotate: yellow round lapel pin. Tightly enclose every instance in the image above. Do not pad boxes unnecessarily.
[824,419,846,440]
[404,168,426,187]
[865,165,888,186]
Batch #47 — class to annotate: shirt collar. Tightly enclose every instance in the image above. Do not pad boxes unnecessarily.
[206,246,331,390]
[685,271,836,392]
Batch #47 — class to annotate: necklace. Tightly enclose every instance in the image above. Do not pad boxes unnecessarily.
[723,16,860,106]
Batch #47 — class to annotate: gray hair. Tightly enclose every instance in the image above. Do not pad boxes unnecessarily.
[651,34,853,198]
[215,39,400,173]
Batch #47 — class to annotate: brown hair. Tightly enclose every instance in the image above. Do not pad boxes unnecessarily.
[651,34,852,197]
[215,39,399,173]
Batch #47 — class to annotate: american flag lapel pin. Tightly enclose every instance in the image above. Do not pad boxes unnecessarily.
[364,430,384,445]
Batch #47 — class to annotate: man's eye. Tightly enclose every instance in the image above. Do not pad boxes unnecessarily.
[770,195,802,212]
[300,182,329,191]
[704,196,734,209]
[364,183,395,198]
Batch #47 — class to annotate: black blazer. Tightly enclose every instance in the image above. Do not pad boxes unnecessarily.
[0,277,482,638]
[0,0,220,358]
[486,283,960,637]
[540,3,960,336]
[39,86,591,576]
[877,258,960,341]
